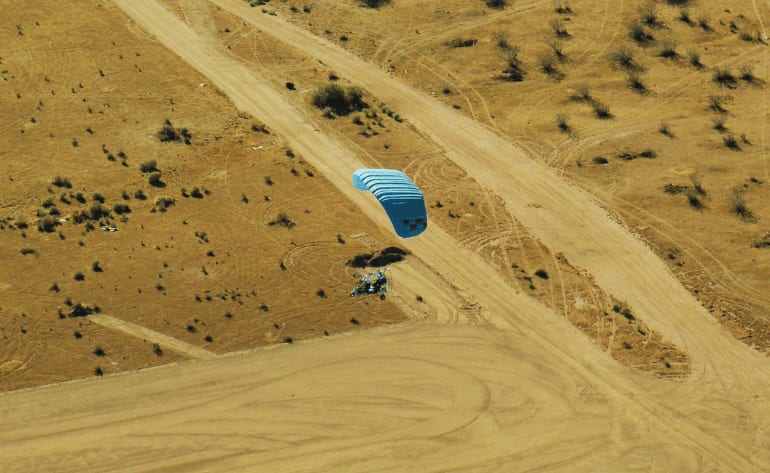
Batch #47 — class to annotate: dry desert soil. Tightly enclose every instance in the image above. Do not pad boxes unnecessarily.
[1,0,769,471]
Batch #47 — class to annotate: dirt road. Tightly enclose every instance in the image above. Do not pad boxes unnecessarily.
[1,1,767,471]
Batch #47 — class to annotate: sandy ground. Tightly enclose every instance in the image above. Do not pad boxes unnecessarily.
[1,0,770,471]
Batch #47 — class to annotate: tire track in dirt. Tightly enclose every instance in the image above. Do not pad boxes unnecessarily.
[377,0,551,68]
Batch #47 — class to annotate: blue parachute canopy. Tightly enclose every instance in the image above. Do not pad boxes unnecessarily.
[352,169,427,238]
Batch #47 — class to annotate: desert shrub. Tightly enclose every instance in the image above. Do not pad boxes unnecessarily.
[139,160,158,173]
[37,216,59,232]
[88,202,109,220]
[153,344,163,356]
[485,0,507,8]
[678,8,692,24]
[204,335,213,343]
[360,0,390,7]
[148,171,164,187]
[157,119,191,144]
[639,3,660,27]
[550,19,569,38]
[698,16,712,32]
[741,134,752,146]
[712,116,727,132]
[189,187,203,198]
[94,367,103,377]
[639,149,656,158]
[713,68,737,88]
[347,86,365,109]
[15,215,28,229]
[447,38,477,48]
[627,73,648,94]
[687,50,703,69]
[501,47,525,81]
[74,271,85,281]
[658,122,674,138]
[590,100,612,119]
[708,95,727,114]
[686,191,704,210]
[20,247,35,255]
[311,83,366,116]
[268,213,295,228]
[609,47,639,71]
[92,347,105,357]
[593,156,608,164]
[547,40,566,62]
[723,135,741,151]
[658,40,679,60]
[730,192,755,221]
[155,196,175,211]
[739,66,759,84]
[92,260,103,272]
[571,86,591,102]
[556,113,570,133]
[534,269,549,279]
[554,1,572,14]
[316,288,327,298]
[251,123,269,134]
[158,121,180,142]
[664,183,687,194]
[52,176,72,188]
[113,202,131,214]
[134,189,147,200]
[495,31,510,50]
[629,21,653,44]
[691,176,706,196]
[538,52,561,78]
[92,192,105,203]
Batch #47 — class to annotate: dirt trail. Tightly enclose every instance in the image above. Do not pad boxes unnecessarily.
[89,314,218,360]
[1,1,768,471]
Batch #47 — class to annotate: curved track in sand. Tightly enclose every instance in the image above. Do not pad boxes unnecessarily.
[1,1,769,471]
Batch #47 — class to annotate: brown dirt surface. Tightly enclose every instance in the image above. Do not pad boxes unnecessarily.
[2,0,770,471]
[0,0,409,390]
[259,0,770,357]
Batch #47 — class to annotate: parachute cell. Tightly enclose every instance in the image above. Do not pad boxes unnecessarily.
[352,169,427,238]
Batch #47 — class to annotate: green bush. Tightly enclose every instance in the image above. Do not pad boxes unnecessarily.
[311,83,367,116]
